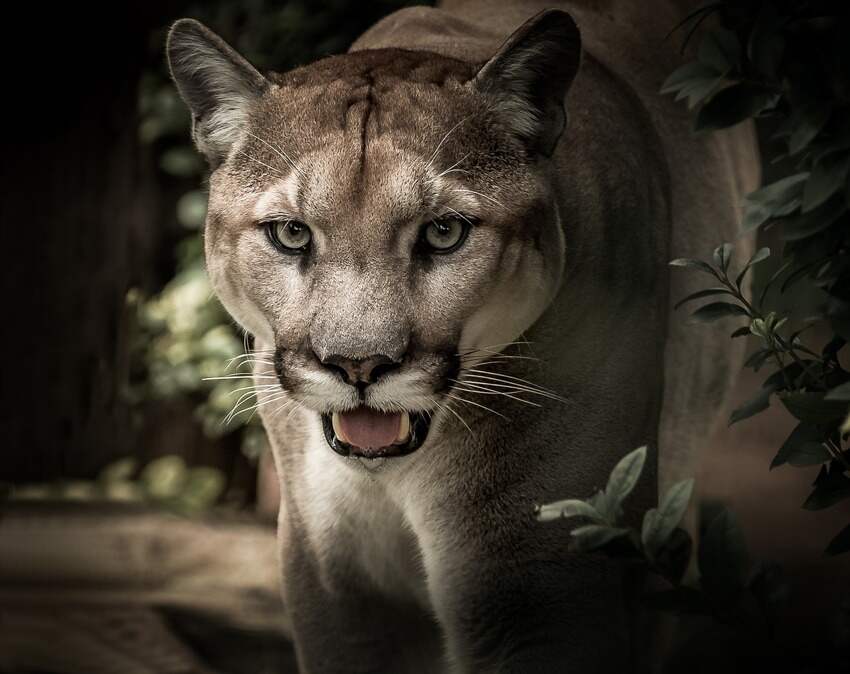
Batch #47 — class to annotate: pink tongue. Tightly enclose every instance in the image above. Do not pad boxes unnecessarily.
[337,408,402,449]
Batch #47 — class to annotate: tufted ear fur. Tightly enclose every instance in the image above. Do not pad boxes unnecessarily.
[166,18,269,165]
[474,9,581,157]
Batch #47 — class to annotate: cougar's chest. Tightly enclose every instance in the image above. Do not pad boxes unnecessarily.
[293,420,432,608]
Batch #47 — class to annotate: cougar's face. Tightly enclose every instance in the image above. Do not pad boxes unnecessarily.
[169,18,580,459]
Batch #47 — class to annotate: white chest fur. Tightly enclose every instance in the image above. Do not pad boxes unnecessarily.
[295,418,432,609]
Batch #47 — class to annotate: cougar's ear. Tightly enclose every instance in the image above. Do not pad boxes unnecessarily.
[474,9,581,157]
[167,19,269,165]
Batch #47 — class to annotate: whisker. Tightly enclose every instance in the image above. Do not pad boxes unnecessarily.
[442,206,475,226]
[450,381,542,408]
[236,150,286,178]
[451,187,505,210]
[444,392,509,420]
[425,115,474,170]
[430,396,473,436]
[270,399,298,420]
[203,374,278,381]
[460,353,541,363]
[427,153,471,183]
[244,130,305,178]
[461,372,566,403]
[226,383,280,396]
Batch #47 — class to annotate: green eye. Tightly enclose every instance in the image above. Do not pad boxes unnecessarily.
[421,216,470,254]
[265,219,311,254]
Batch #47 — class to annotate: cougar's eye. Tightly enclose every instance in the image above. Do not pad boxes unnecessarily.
[420,216,470,254]
[265,219,312,254]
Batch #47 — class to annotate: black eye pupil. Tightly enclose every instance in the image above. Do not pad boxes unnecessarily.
[264,219,311,255]
[421,216,471,254]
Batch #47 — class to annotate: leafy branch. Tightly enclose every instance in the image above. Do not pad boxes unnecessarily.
[662,0,850,557]
[536,447,787,628]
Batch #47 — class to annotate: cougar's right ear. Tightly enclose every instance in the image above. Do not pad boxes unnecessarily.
[167,19,269,165]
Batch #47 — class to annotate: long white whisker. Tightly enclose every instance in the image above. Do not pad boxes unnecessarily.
[236,150,286,178]
[203,374,278,381]
[444,393,509,420]
[244,130,305,178]
[452,187,505,209]
[430,396,473,436]
[450,381,542,408]
[428,153,471,183]
[461,371,566,402]
[425,115,474,170]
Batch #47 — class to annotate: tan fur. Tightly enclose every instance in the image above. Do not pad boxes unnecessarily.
[168,2,759,671]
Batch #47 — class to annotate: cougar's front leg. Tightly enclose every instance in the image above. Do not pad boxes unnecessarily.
[425,533,636,673]
[280,525,443,674]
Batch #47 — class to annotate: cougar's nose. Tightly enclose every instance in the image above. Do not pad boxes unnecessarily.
[317,353,402,388]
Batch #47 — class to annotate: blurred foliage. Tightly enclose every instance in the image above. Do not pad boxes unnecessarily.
[9,456,226,516]
[538,448,786,629]
[662,1,849,555]
[537,447,850,672]
[131,0,428,462]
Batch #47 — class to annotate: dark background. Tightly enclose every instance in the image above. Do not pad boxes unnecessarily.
[0,2,420,485]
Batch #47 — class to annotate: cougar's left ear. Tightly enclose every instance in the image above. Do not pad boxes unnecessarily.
[167,18,269,165]
[474,9,581,157]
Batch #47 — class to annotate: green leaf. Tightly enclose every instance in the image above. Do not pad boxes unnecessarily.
[570,524,631,552]
[802,153,850,213]
[788,106,831,156]
[695,83,778,132]
[642,479,694,558]
[661,61,721,94]
[743,348,773,371]
[601,446,648,519]
[781,197,846,241]
[689,302,749,323]
[699,508,749,597]
[536,498,606,524]
[825,381,850,401]
[677,76,725,108]
[741,173,809,232]
[803,466,850,510]
[673,287,731,310]
[778,391,849,424]
[729,385,773,425]
[735,247,770,287]
[771,422,831,469]
[669,258,718,277]
[712,242,733,271]
[747,5,784,80]
[826,523,850,556]
[698,27,740,74]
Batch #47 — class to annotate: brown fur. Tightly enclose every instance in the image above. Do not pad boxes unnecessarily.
[167,2,759,671]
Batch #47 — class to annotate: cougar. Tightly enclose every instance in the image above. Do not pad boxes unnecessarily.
[167,1,759,670]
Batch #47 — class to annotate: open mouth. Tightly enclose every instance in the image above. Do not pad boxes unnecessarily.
[321,408,432,459]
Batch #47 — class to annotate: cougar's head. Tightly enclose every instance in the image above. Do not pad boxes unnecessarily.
[167,11,580,459]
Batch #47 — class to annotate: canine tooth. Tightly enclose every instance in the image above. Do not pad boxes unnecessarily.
[396,413,411,443]
[331,412,348,443]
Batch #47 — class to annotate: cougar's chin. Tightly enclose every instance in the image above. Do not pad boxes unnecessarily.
[321,408,432,459]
